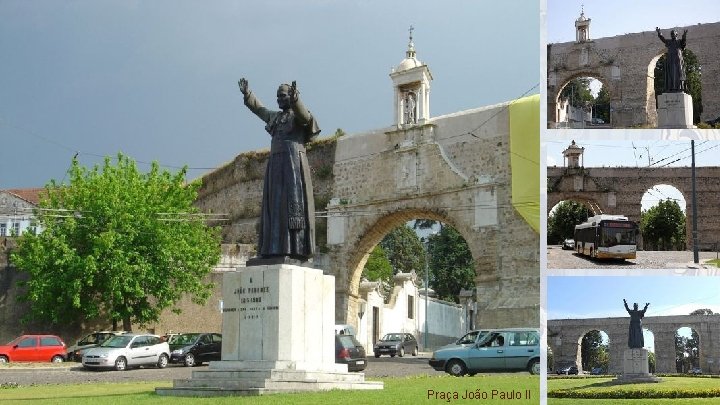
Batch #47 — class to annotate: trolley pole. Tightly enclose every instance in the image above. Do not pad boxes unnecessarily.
[692,140,699,264]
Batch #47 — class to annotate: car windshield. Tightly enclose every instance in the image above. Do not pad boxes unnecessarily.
[5,336,23,346]
[382,334,402,341]
[171,333,201,345]
[101,335,133,348]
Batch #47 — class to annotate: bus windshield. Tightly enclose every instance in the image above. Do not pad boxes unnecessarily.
[599,222,636,247]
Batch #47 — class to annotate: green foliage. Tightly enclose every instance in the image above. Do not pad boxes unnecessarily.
[361,245,394,299]
[547,201,591,244]
[690,309,715,315]
[649,351,656,373]
[676,329,700,373]
[594,86,610,123]
[581,330,608,372]
[10,154,221,330]
[640,199,686,251]
[654,49,703,123]
[560,78,594,108]
[379,225,426,276]
[427,225,475,303]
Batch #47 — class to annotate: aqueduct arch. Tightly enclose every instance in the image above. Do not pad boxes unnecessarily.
[548,315,720,374]
[548,165,720,250]
[195,97,540,331]
[548,21,720,127]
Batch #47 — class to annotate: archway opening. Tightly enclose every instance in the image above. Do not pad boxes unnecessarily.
[351,216,477,352]
[556,76,610,128]
[548,199,593,246]
[643,327,657,373]
[652,48,703,124]
[579,329,609,374]
[640,184,687,251]
[675,326,700,373]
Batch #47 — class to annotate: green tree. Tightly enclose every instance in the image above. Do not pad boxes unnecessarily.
[547,200,591,244]
[690,308,715,315]
[11,154,221,331]
[640,199,686,251]
[594,85,610,123]
[379,225,426,276]
[427,225,475,303]
[675,329,700,372]
[654,49,702,123]
[560,77,594,108]
[648,351,656,373]
[581,330,608,371]
[361,245,394,299]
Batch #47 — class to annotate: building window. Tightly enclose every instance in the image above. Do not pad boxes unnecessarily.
[0,223,6,237]
[407,295,414,319]
[11,222,20,236]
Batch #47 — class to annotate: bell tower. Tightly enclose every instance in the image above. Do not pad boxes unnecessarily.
[390,26,433,128]
[575,5,591,43]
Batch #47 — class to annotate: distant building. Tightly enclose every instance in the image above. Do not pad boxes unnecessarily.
[0,188,43,237]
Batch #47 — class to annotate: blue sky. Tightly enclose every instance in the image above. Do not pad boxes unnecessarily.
[0,0,539,189]
[547,276,720,320]
[547,0,720,44]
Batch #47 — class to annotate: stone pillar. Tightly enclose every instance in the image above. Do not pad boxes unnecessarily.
[654,330,677,374]
[607,331,626,374]
[657,93,694,129]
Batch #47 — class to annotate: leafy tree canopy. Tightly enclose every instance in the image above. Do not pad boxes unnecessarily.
[11,154,221,331]
[547,200,591,244]
[361,245,394,300]
[690,308,715,315]
[640,199,686,251]
[427,225,475,303]
[379,225,426,276]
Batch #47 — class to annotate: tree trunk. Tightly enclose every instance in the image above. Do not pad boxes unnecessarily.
[123,317,132,332]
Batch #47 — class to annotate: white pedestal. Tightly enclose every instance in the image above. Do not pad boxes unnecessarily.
[614,348,661,384]
[157,264,383,397]
[657,92,694,129]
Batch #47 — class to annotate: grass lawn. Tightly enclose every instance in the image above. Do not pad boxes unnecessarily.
[548,376,720,404]
[0,374,539,405]
[706,259,720,267]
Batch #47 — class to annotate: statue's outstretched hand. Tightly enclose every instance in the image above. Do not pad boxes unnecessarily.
[238,78,249,95]
[289,80,299,102]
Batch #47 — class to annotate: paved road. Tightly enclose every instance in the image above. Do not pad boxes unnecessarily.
[0,354,444,386]
[547,246,719,270]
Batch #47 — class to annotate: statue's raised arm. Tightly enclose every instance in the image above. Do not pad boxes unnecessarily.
[238,78,249,95]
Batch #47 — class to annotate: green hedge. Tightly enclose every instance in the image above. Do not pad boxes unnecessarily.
[549,388,720,399]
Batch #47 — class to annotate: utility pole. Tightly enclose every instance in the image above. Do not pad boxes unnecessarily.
[691,140,699,263]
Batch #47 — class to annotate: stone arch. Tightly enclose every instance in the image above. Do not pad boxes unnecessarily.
[341,207,488,323]
[577,328,610,372]
[553,72,612,125]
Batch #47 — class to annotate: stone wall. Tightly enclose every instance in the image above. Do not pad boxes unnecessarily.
[548,315,720,374]
[548,22,720,127]
[548,166,720,249]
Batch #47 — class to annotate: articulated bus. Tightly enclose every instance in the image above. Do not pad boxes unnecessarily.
[574,215,638,259]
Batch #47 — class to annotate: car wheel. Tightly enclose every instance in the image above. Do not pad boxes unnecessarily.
[114,357,127,371]
[529,359,541,375]
[412,346,418,356]
[157,353,169,369]
[399,346,405,357]
[184,353,196,367]
[0,355,8,364]
[446,359,467,377]
[374,353,380,358]
[390,353,396,358]
[51,355,64,363]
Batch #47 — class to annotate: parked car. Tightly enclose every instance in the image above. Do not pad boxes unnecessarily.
[453,330,490,346]
[373,333,418,358]
[67,331,128,362]
[82,334,170,371]
[590,367,605,375]
[0,335,67,363]
[429,328,540,376]
[168,333,222,367]
[555,364,579,375]
[561,239,575,250]
[335,334,367,372]
[689,367,702,375]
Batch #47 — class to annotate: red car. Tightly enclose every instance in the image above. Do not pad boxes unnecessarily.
[0,335,67,363]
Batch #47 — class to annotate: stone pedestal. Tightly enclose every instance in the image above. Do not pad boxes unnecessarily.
[157,264,383,396]
[614,348,661,384]
[657,92,694,129]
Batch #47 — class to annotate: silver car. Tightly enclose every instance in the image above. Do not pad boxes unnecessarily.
[82,334,170,371]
